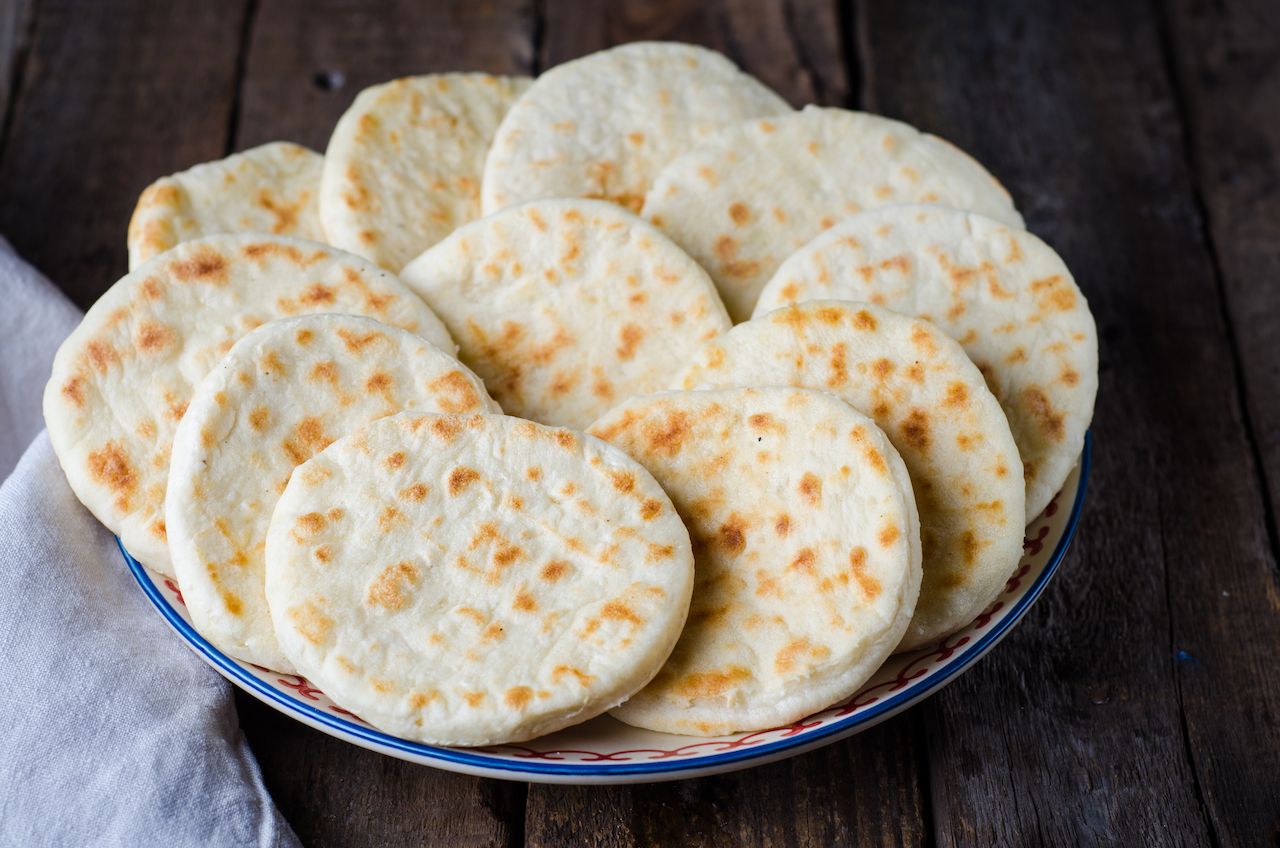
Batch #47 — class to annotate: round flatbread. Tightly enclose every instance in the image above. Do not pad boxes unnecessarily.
[167,315,497,672]
[589,387,920,735]
[481,42,789,216]
[400,198,731,429]
[754,205,1097,520]
[127,142,324,270]
[643,106,1025,321]
[264,412,695,745]
[673,302,1024,650]
[320,73,532,271]
[43,234,454,576]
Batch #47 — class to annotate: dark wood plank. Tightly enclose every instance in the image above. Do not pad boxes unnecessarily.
[0,0,34,125]
[539,0,850,106]
[525,714,927,848]
[236,691,523,848]
[526,5,929,845]
[1156,1,1280,843]
[235,0,537,152]
[231,2,538,845]
[861,0,1280,844]
[0,0,249,308]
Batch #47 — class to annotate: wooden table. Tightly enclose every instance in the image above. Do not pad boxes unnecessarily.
[3,0,1278,844]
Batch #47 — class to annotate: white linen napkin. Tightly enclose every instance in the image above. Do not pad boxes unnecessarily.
[0,240,299,848]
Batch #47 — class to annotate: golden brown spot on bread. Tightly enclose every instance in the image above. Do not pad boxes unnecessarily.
[365,371,393,394]
[86,339,120,374]
[288,602,332,645]
[313,545,332,563]
[260,350,286,376]
[308,361,338,385]
[540,560,569,582]
[553,665,594,687]
[367,560,420,610]
[526,466,542,482]
[728,202,750,225]
[295,328,314,345]
[386,451,406,470]
[335,328,380,353]
[409,690,439,709]
[134,321,174,354]
[482,623,505,641]
[798,472,822,506]
[716,513,748,555]
[960,531,980,567]
[646,542,675,562]
[61,376,86,407]
[1061,366,1081,386]
[1023,386,1066,442]
[248,407,271,431]
[673,666,750,699]
[788,547,817,575]
[448,466,481,495]
[462,691,485,707]
[828,342,849,387]
[431,417,462,443]
[910,325,938,354]
[282,417,333,465]
[139,277,163,300]
[399,483,429,501]
[849,546,881,598]
[294,512,327,536]
[872,358,895,381]
[513,591,537,612]
[1031,274,1077,312]
[378,506,405,533]
[150,519,166,540]
[900,409,932,452]
[879,523,901,548]
[852,309,878,331]
[944,382,969,408]
[169,247,228,283]
[1006,346,1028,364]
[505,686,533,710]
[616,323,644,361]
[640,499,663,520]
[87,442,137,510]
[644,410,692,456]
[609,469,636,493]
[904,363,926,384]
[602,601,642,626]
[774,514,791,537]
[775,638,829,674]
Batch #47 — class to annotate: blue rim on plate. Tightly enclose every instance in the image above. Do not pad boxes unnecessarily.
[123,434,1090,778]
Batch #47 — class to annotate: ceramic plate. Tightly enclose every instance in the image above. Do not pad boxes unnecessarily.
[123,437,1089,784]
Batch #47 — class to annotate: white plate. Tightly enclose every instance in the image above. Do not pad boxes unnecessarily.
[124,437,1089,784]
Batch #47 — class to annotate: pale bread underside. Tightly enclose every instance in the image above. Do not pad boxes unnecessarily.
[400,198,731,429]
[263,412,694,746]
[672,302,1025,650]
[589,387,920,736]
[127,142,325,270]
[754,205,1097,520]
[43,234,454,576]
[480,41,790,216]
[167,314,498,673]
[643,106,1026,321]
[320,74,532,272]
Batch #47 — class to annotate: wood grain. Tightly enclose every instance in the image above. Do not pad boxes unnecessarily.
[230,2,538,844]
[1157,0,1280,843]
[234,0,537,152]
[0,0,33,127]
[862,0,1279,844]
[0,0,249,307]
[524,714,927,848]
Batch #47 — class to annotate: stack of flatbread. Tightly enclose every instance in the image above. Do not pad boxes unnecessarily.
[44,42,1096,745]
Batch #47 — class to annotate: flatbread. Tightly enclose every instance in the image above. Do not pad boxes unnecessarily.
[589,387,920,735]
[754,205,1097,520]
[673,302,1024,650]
[43,234,454,576]
[320,73,532,271]
[264,412,694,745]
[127,142,324,270]
[167,315,497,672]
[399,198,731,429]
[480,42,789,216]
[643,106,1025,321]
